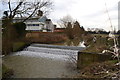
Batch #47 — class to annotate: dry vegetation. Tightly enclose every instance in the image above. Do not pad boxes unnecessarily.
[76,60,119,78]
[26,32,68,44]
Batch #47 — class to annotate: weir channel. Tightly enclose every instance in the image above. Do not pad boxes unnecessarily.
[3,44,85,78]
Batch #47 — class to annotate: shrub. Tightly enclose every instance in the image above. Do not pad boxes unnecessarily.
[13,22,26,38]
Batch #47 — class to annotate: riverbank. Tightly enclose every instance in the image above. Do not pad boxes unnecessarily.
[13,42,31,52]
[13,32,68,52]
[76,60,119,78]
[76,33,120,79]
[2,33,119,78]
[26,32,68,44]
[2,32,68,55]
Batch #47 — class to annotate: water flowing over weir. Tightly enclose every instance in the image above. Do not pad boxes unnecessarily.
[3,44,86,78]
[14,44,85,61]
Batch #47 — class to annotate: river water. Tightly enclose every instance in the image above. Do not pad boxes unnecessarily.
[3,44,85,78]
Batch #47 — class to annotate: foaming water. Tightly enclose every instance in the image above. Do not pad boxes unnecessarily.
[3,44,84,78]
[14,46,79,61]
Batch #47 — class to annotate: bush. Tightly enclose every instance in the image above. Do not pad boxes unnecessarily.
[13,22,26,38]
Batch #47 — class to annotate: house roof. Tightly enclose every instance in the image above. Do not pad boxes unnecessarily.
[38,16,47,23]
[13,17,39,20]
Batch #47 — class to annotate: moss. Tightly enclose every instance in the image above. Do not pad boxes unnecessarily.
[13,42,30,52]
[107,60,118,64]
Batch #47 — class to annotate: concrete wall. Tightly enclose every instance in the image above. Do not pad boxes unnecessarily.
[77,52,112,69]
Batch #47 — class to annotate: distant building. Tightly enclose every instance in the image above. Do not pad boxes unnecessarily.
[13,16,55,32]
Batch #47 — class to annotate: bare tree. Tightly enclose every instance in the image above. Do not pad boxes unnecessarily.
[2,0,53,54]
[2,0,53,22]
[58,15,74,28]
[102,2,120,63]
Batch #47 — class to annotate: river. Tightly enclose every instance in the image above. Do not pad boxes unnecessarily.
[3,43,85,78]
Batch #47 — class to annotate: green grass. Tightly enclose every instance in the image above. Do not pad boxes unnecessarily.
[107,60,118,64]
[13,42,26,52]
[2,65,8,75]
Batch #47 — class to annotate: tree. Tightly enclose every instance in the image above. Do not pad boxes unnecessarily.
[13,22,26,37]
[73,21,85,38]
[2,0,53,54]
[118,35,120,47]
[58,15,74,28]
[117,30,120,34]
[2,0,53,22]
[65,22,74,39]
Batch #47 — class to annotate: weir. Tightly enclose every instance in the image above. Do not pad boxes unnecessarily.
[31,44,85,51]
[14,44,86,61]
[3,44,86,78]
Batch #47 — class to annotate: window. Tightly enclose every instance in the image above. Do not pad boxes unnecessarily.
[36,24,39,26]
[33,24,35,26]
[27,24,39,26]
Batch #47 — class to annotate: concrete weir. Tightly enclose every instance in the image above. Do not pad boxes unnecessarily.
[77,52,113,69]
[31,44,86,51]
[3,44,87,78]
[22,44,86,61]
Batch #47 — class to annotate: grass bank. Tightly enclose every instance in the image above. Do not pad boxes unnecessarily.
[76,34,120,78]
[26,32,68,44]
[13,42,31,52]
[83,34,114,53]
[76,60,119,78]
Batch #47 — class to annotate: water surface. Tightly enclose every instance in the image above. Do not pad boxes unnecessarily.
[3,45,81,78]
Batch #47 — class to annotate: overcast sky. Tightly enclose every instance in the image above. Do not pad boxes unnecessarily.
[48,0,120,31]
[0,0,119,31]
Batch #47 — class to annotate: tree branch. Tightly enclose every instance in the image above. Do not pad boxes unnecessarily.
[12,1,23,18]
[8,0,12,17]
[22,2,40,22]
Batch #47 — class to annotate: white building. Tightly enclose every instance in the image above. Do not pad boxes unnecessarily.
[13,16,55,32]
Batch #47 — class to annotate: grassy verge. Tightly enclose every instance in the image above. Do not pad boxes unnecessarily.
[83,34,113,53]
[13,42,31,52]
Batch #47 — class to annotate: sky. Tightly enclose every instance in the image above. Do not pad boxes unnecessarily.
[0,0,119,31]
[48,0,120,31]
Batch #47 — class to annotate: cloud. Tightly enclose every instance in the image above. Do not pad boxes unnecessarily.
[82,4,118,18]
[48,0,120,31]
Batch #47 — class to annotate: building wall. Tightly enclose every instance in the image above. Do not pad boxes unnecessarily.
[25,21,44,31]
[13,17,54,32]
[45,21,54,32]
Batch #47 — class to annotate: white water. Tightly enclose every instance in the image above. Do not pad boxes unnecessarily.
[3,44,84,78]
[13,46,78,61]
